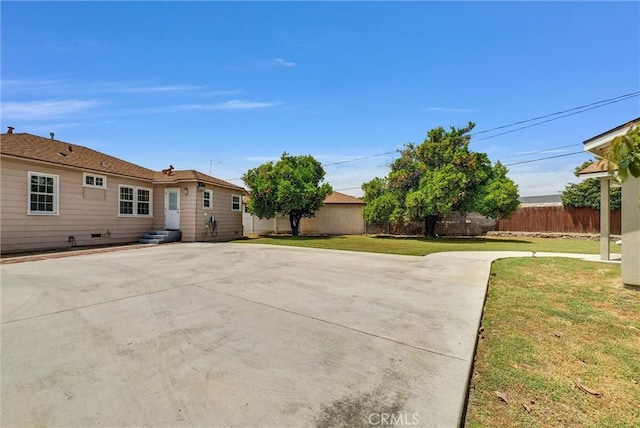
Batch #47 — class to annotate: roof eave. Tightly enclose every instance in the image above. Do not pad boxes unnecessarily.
[583,119,639,155]
[1,153,155,181]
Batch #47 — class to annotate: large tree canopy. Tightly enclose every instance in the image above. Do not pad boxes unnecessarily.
[363,122,520,237]
[243,153,332,236]
[561,161,621,210]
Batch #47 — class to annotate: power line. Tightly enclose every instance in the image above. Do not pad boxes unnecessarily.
[322,151,397,167]
[500,143,581,160]
[473,93,639,142]
[224,92,637,180]
[504,151,586,167]
[471,91,639,136]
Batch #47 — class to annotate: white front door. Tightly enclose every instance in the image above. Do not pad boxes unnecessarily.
[165,188,180,230]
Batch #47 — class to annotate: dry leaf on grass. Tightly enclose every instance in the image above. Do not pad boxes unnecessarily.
[575,378,602,397]
[495,391,511,404]
[522,403,532,412]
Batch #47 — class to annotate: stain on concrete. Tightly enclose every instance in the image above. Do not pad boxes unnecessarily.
[315,389,407,428]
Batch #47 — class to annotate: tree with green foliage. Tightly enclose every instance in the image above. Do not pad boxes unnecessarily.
[243,153,332,236]
[362,122,520,238]
[561,161,621,210]
[607,121,640,181]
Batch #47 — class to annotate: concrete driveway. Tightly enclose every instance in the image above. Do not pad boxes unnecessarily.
[1,243,519,427]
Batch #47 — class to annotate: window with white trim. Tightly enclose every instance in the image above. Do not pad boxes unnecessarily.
[232,194,241,212]
[28,172,59,214]
[83,173,107,189]
[119,185,152,216]
[203,190,213,209]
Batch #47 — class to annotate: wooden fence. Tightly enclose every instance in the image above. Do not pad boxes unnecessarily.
[496,206,621,235]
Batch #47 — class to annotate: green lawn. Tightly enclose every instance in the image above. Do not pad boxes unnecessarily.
[235,235,618,256]
[465,258,640,427]
[236,235,634,426]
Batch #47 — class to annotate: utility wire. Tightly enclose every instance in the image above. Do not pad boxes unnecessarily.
[224,92,637,180]
[500,143,581,160]
[323,151,397,167]
[471,91,639,136]
[474,94,639,142]
[504,151,586,167]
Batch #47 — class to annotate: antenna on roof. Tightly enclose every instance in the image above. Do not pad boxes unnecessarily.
[50,132,55,140]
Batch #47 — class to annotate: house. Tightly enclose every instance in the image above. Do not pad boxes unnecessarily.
[0,130,245,253]
[243,191,366,235]
[579,118,640,287]
[518,194,562,207]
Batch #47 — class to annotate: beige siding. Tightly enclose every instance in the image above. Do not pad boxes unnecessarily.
[301,204,365,235]
[194,186,243,241]
[621,176,640,286]
[242,204,365,236]
[1,158,154,253]
[180,184,198,241]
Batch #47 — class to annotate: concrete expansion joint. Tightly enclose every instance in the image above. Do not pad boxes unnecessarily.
[195,284,466,362]
[1,282,193,325]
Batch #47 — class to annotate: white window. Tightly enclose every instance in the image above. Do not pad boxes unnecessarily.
[83,173,107,189]
[28,172,59,215]
[203,190,213,209]
[119,185,152,216]
[231,194,241,212]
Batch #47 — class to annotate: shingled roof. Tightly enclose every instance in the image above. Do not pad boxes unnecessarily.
[1,132,244,191]
[152,169,244,191]
[324,191,364,204]
[1,132,155,180]
[242,191,364,205]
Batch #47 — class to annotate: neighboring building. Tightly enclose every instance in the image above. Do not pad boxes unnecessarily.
[518,194,562,207]
[579,118,640,287]
[0,130,245,253]
[243,191,366,235]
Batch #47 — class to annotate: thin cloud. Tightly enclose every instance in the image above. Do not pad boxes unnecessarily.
[251,58,297,70]
[427,106,478,113]
[1,99,102,121]
[115,84,206,93]
[2,79,212,96]
[271,58,297,67]
[1,79,73,95]
[243,156,280,162]
[179,100,282,110]
[514,148,569,156]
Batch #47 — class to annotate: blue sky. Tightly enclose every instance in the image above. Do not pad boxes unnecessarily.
[2,1,639,197]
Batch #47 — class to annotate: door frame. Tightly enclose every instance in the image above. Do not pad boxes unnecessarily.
[164,188,181,230]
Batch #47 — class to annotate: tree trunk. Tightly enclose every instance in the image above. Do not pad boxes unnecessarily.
[289,212,302,236]
[424,215,440,238]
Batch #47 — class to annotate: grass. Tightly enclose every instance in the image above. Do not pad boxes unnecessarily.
[235,235,636,426]
[235,235,619,256]
[465,258,640,427]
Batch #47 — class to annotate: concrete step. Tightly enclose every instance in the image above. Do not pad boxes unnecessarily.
[139,238,162,245]
[139,230,181,245]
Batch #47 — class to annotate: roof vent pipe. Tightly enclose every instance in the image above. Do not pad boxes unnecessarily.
[50,132,55,140]
[7,126,14,134]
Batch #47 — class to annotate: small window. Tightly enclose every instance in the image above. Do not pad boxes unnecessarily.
[203,190,213,209]
[231,194,241,212]
[119,185,152,216]
[83,173,107,189]
[28,172,59,214]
